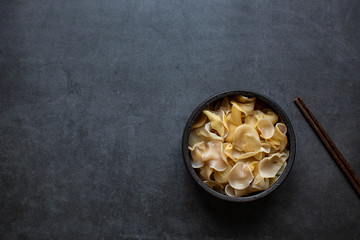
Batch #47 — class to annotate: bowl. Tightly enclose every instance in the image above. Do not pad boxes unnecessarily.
[182,90,296,202]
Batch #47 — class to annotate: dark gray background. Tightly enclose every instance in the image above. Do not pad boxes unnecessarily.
[1,0,359,239]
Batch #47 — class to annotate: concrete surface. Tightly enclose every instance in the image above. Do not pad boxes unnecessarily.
[1,0,359,239]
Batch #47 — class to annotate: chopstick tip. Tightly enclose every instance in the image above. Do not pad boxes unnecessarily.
[294,96,302,102]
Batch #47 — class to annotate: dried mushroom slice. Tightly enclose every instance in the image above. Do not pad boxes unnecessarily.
[225,184,236,196]
[219,97,231,115]
[224,124,237,142]
[253,110,265,121]
[202,141,228,172]
[244,115,258,128]
[228,162,254,190]
[203,110,228,138]
[228,105,243,126]
[199,164,213,181]
[276,161,287,176]
[233,124,261,152]
[188,141,206,168]
[231,100,255,116]
[266,123,288,152]
[214,164,232,184]
[258,153,286,178]
[251,173,270,191]
[263,109,278,125]
[223,143,259,161]
[235,95,256,103]
[257,118,275,139]
[199,123,224,142]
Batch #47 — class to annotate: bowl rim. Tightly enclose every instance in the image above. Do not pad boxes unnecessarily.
[182,90,296,202]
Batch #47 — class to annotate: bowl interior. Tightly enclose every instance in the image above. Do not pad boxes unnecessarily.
[182,90,296,202]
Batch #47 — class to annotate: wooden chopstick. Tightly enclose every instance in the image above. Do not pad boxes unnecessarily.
[294,97,360,198]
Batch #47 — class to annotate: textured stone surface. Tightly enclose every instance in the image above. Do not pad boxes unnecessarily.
[0,0,359,239]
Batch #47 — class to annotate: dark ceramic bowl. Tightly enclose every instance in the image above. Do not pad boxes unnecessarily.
[182,90,296,202]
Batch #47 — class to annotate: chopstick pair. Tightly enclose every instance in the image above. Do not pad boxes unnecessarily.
[294,97,360,198]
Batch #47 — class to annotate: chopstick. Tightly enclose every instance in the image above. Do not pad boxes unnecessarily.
[294,97,360,198]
